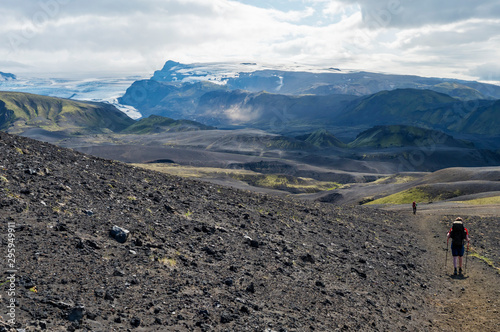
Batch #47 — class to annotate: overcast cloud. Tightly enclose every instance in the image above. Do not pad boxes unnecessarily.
[0,0,499,81]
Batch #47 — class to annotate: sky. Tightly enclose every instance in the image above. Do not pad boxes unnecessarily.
[1,0,499,82]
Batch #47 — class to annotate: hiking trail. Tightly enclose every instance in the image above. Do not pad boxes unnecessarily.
[408,208,500,331]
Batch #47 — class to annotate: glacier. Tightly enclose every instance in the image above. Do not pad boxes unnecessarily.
[0,75,143,119]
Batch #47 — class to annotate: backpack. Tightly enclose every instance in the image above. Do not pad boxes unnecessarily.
[450,222,466,245]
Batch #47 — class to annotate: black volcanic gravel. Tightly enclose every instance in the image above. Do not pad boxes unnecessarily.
[1,131,441,331]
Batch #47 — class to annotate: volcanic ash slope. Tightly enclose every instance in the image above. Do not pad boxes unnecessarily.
[0,131,435,331]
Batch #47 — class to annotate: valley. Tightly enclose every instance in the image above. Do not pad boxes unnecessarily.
[1,60,499,331]
[0,130,499,331]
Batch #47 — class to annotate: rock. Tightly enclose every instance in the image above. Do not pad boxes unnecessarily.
[300,254,316,263]
[20,188,31,195]
[164,204,175,213]
[351,267,367,279]
[39,320,47,329]
[202,225,216,234]
[110,225,130,243]
[246,282,255,293]
[86,239,101,249]
[25,168,37,175]
[68,305,85,322]
[202,246,216,256]
[83,209,94,216]
[250,240,260,248]
[104,291,115,301]
[113,269,125,277]
[224,278,234,286]
[94,289,105,298]
[220,312,234,324]
[130,317,141,327]
[54,223,68,232]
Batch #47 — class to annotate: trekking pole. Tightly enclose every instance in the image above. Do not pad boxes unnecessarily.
[465,241,469,275]
[445,238,449,273]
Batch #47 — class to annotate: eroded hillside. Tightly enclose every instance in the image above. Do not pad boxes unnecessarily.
[0,131,450,331]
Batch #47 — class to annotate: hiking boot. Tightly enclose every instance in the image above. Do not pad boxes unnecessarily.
[453,268,457,275]
[459,268,463,275]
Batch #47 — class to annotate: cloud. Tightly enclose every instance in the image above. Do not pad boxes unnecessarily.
[468,63,500,82]
[335,0,500,29]
[0,0,498,83]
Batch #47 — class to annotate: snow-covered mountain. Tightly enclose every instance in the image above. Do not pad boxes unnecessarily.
[149,60,500,99]
[0,71,16,81]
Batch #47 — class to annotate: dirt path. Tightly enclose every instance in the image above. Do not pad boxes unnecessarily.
[409,210,500,331]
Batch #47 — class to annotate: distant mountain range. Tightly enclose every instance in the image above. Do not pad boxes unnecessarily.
[1,90,499,172]
[121,114,214,134]
[0,71,16,81]
[347,125,474,149]
[119,61,500,149]
[149,60,500,99]
[2,61,500,173]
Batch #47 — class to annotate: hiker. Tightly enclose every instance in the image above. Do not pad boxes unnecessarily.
[447,217,470,275]
[412,201,417,214]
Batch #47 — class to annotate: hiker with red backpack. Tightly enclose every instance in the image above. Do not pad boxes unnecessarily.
[447,217,470,275]
[412,201,417,214]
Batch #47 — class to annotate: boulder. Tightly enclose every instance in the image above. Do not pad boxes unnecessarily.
[110,225,130,243]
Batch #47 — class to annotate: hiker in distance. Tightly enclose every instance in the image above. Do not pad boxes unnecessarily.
[412,201,417,214]
[447,217,470,275]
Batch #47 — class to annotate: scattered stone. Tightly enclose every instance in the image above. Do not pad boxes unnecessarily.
[68,305,85,322]
[54,223,68,232]
[113,269,125,277]
[39,320,47,329]
[202,246,216,256]
[130,317,141,327]
[25,168,37,175]
[20,188,31,195]
[351,267,367,279]
[110,225,130,243]
[250,240,260,248]
[2,131,496,331]
[301,253,316,264]
[201,225,215,234]
[220,312,234,324]
[315,281,325,288]
[94,289,105,298]
[86,239,101,249]
[246,282,256,293]
[164,204,175,213]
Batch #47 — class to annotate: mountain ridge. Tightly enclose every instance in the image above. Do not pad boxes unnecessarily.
[0,71,16,80]
[0,92,212,137]
[0,91,135,134]
[148,60,500,99]
[348,125,474,149]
